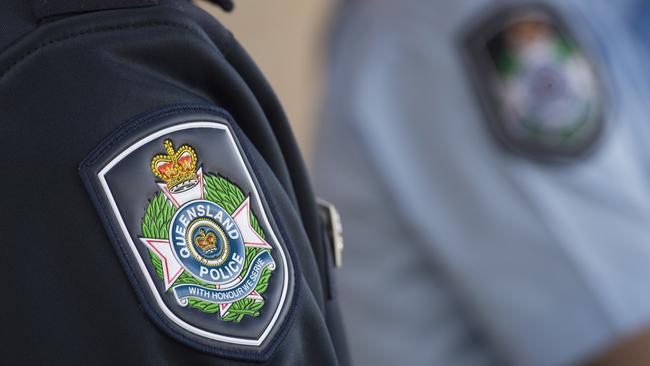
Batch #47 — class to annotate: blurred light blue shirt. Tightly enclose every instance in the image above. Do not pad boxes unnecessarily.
[314,1,650,365]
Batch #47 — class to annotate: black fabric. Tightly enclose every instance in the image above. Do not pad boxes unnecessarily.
[0,1,36,51]
[0,1,348,365]
[205,0,234,12]
[32,0,159,21]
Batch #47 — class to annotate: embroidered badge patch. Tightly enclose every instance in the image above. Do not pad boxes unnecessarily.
[80,107,295,360]
[463,4,605,160]
[141,140,275,320]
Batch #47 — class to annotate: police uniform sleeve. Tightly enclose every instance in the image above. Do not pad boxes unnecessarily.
[318,1,650,365]
[0,1,347,365]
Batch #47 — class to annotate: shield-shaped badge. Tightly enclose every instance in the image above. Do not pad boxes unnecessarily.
[463,4,605,160]
[80,106,296,361]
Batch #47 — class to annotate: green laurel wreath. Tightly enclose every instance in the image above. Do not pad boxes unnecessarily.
[140,173,273,322]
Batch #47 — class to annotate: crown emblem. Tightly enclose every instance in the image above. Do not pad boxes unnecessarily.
[194,229,218,255]
[151,139,199,193]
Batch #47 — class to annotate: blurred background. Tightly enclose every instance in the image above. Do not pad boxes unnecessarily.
[202,1,650,366]
[200,0,331,162]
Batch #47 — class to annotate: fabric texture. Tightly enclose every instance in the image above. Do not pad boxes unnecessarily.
[0,1,347,364]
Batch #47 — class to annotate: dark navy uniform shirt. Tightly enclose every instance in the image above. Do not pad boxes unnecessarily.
[0,1,348,365]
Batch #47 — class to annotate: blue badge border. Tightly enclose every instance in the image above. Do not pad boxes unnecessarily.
[79,104,300,361]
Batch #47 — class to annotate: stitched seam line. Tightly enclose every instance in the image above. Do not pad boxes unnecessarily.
[33,0,159,20]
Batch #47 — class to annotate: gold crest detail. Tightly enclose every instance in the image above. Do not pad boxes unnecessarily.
[151,139,198,193]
